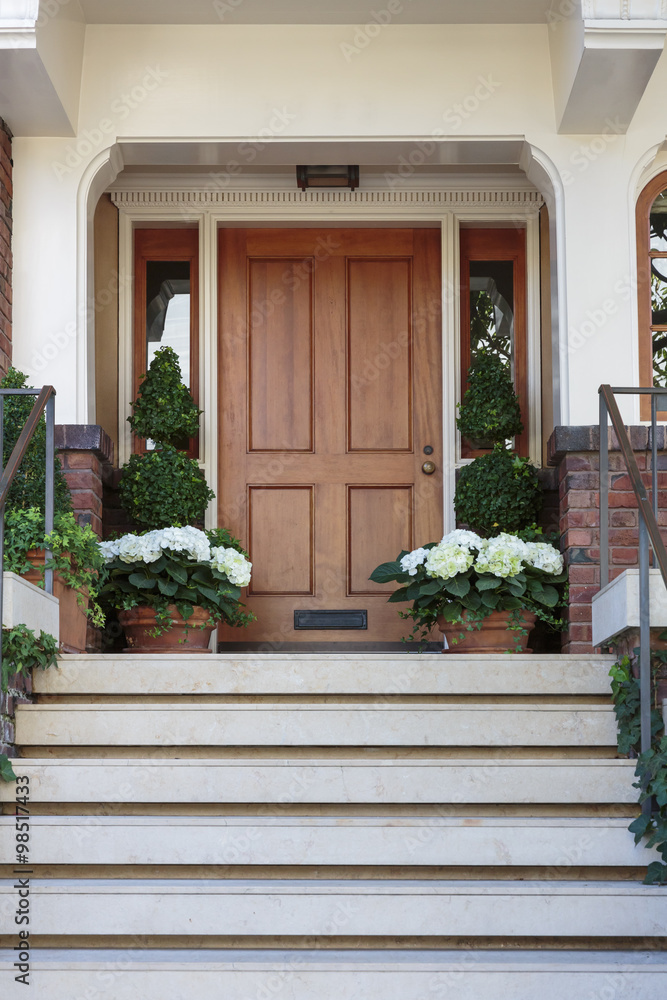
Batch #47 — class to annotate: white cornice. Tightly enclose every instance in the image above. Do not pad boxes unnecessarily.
[109,185,543,211]
[582,1,667,18]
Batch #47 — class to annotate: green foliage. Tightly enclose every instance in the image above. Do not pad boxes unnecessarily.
[370,544,566,648]
[630,736,667,885]
[2,508,107,627]
[100,530,254,631]
[456,353,523,444]
[1,624,58,782]
[129,346,201,445]
[0,755,16,782]
[454,445,542,534]
[1,624,58,693]
[609,643,667,884]
[0,368,71,515]
[119,446,215,531]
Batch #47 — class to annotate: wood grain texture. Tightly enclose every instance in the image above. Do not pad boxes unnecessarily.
[218,228,442,644]
[348,486,413,594]
[248,258,313,452]
[347,258,412,452]
[248,486,314,595]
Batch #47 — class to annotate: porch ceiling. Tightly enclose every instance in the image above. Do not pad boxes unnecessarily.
[79,0,554,25]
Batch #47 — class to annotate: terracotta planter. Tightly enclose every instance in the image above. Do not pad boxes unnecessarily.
[437,609,537,654]
[118,605,216,653]
[21,549,89,654]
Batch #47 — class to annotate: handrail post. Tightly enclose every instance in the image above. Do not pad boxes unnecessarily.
[639,514,653,814]
[599,392,609,589]
[44,393,55,596]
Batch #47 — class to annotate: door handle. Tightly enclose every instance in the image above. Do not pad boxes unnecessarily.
[421,461,436,475]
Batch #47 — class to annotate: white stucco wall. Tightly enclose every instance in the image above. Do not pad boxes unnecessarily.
[9,22,667,425]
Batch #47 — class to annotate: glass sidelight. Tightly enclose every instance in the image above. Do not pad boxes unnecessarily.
[460,229,527,456]
[133,229,199,454]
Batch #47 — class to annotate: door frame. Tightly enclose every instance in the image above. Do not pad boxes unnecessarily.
[113,178,543,531]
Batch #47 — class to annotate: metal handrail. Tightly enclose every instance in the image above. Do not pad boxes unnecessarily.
[0,386,57,689]
[599,386,667,805]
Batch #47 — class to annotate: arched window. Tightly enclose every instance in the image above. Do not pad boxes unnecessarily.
[637,173,667,410]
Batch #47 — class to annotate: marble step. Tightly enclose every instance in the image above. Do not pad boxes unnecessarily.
[33,653,616,695]
[0,816,655,867]
[2,949,666,1000]
[0,758,637,804]
[1,879,664,938]
[14,703,618,747]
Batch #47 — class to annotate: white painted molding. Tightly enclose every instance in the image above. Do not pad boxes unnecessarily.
[582,0,667,20]
[110,187,543,210]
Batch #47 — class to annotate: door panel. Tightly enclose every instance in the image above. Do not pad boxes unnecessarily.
[218,228,442,645]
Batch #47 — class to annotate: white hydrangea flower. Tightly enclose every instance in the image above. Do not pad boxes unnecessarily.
[211,546,252,587]
[524,541,564,575]
[474,533,528,578]
[444,529,484,550]
[425,540,475,580]
[98,539,121,563]
[400,547,429,576]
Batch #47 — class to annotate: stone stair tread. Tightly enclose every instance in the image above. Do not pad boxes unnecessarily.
[5,952,667,1000]
[0,757,636,803]
[14,703,618,748]
[0,815,655,866]
[33,653,617,695]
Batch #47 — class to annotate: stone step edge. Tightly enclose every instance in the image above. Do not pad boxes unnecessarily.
[1,948,665,971]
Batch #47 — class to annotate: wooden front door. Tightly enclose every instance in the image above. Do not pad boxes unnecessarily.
[218,228,442,645]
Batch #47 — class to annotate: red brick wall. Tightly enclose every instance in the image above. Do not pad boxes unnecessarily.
[548,426,667,654]
[0,118,12,374]
[56,425,115,538]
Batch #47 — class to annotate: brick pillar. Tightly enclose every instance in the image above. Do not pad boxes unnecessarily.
[0,118,12,374]
[547,425,667,654]
[55,425,115,538]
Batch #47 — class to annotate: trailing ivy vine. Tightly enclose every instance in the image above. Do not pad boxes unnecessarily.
[609,647,667,885]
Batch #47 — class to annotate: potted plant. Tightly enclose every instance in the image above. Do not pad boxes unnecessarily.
[371,528,566,651]
[4,507,107,651]
[456,352,522,449]
[1,367,105,652]
[372,353,565,651]
[110,346,254,651]
[99,525,253,651]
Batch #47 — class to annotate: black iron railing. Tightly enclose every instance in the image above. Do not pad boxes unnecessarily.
[0,386,56,684]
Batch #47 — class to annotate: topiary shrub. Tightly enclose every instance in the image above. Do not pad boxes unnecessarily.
[129,346,201,445]
[454,444,542,535]
[119,347,214,530]
[456,353,522,445]
[1,367,72,515]
[119,445,214,530]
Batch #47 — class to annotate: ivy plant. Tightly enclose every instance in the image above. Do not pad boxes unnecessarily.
[0,367,71,515]
[454,444,542,534]
[0,624,58,783]
[128,346,201,445]
[3,507,107,627]
[456,352,523,444]
[119,348,213,530]
[119,445,215,531]
[609,646,667,884]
